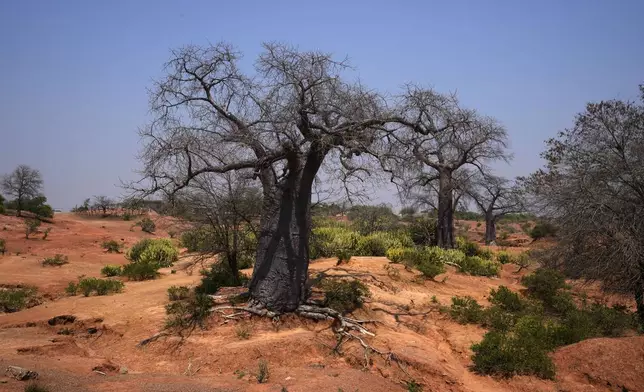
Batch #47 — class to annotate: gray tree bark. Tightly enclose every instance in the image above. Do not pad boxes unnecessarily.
[436,169,455,248]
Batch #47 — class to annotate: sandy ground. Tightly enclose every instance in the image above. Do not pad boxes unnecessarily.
[0,213,641,392]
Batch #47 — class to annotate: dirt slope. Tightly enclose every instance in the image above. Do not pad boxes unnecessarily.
[0,213,640,392]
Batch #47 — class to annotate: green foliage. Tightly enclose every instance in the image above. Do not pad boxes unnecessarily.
[385,247,411,263]
[65,282,78,296]
[7,196,54,218]
[472,316,556,379]
[127,238,178,267]
[165,291,212,330]
[139,217,156,233]
[456,256,501,277]
[25,218,41,239]
[336,248,354,263]
[41,254,68,267]
[405,380,423,392]
[356,231,413,256]
[396,247,450,279]
[407,216,437,246]
[321,279,370,314]
[235,324,252,339]
[0,285,39,312]
[521,268,569,307]
[489,286,527,313]
[450,296,484,324]
[102,240,122,253]
[74,277,124,296]
[180,227,212,252]
[196,261,248,294]
[496,251,512,264]
[454,211,483,220]
[168,285,190,301]
[256,359,269,383]
[310,226,361,259]
[100,264,122,277]
[122,261,159,281]
[529,222,557,240]
[41,227,51,240]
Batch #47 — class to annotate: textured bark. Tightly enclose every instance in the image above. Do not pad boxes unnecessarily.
[635,275,644,329]
[484,212,497,245]
[436,170,455,249]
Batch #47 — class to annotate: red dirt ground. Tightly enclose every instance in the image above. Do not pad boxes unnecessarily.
[0,213,641,391]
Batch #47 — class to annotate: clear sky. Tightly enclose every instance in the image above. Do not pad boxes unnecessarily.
[1,0,642,210]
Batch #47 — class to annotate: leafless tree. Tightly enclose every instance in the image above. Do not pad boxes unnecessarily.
[523,85,644,325]
[386,86,509,248]
[92,195,114,216]
[468,173,524,244]
[132,43,393,312]
[1,165,44,216]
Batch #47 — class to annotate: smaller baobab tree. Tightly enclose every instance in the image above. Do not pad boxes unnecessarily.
[387,88,509,248]
[467,174,524,244]
[1,165,44,216]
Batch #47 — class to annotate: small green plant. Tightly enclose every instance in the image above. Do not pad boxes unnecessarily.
[139,217,156,233]
[496,251,512,264]
[41,227,51,240]
[521,268,569,307]
[405,379,423,392]
[196,261,248,294]
[167,285,190,301]
[65,281,78,296]
[256,359,269,383]
[512,252,531,272]
[235,324,252,340]
[25,384,50,392]
[321,279,370,314]
[489,286,527,313]
[449,296,484,324]
[102,240,122,253]
[42,254,69,267]
[170,269,177,274]
[164,291,213,331]
[234,369,246,379]
[100,264,122,277]
[430,295,439,304]
[25,218,41,239]
[456,256,500,277]
[75,277,124,297]
[122,261,159,281]
[458,239,480,257]
[336,248,354,264]
[0,285,39,313]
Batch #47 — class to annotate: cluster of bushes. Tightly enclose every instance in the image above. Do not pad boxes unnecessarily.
[310,225,414,260]
[65,277,124,297]
[0,285,39,313]
[102,240,122,253]
[6,196,54,218]
[529,221,557,240]
[100,264,123,277]
[168,285,190,301]
[116,239,180,281]
[196,261,248,294]
[42,254,68,267]
[446,269,637,379]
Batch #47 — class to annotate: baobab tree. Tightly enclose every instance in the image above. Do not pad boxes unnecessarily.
[135,43,393,313]
[468,173,524,244]
[388,87,509,248]
[1,165,44,216]
[524,85,644,326]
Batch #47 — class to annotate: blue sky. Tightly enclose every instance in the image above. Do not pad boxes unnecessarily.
[1,0,642,210]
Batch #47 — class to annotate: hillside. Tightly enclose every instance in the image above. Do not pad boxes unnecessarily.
[0,213,642,392]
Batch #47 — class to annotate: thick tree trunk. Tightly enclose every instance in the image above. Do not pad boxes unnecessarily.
[248,145,326,313]
[484,212,497,245]
[436,169,455,249]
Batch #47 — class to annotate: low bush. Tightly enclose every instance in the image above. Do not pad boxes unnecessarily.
[529,222,557,240]
[100,264,122,277]
[456,256,500,277]
[65,281,78,296]
[496,251,512,264]
[336,248,354,264]
[139,217,156,233]
[396,247,448,279]
[197,261,248,294]
[42,254,68,267]
[321,279,370,314]
[165,291,212,330]
[458,238,480,257]
[168,285,190,301]
[407,216,437,246]
[42,228,51,240]
[73,277,124,296]
[521,268,569,308]
[256,359,270,383]
[489,286,527,313]
[449,296,484,324]
[472,316,556,379]
[102,240,122,253]
[122,261,159,281]
[356,231,414,256]
[310,226,361,259]
[25,218,41,239]
[127,238,178,267]
[0,285,39,312]
[385,247,413,263]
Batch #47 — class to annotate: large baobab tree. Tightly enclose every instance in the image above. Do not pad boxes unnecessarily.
[524,85,644,326]
[1,165,44,216]
[135,43,391,313]
[468,174,524,244]
[389,87,509,248]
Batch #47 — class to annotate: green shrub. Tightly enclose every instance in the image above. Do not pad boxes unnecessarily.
[42,227,51,240]
[397,247,448,279]
[471,316,556,379]
[122,261,159,281]
[76,277,124,296]
[336,248,354,263]
[512,252,532,272]
[521,268,569,306]
[127,238,178,267]
[489,286,527,313]
[356,231,414,256]
[42,254,69,267]
[407,216,437,246]
[100,265,122,277]
[456,256,500,277]
[256,359,270,383]
[139,217,156,233]
[481,306,520,332]
[25,218,41,239]
[321,279,370,314]
[587,303,635,336]
[478,247,494,260]
[0,285,39,312]
[458,239,480,257]
[529,222,557,240]
[385,247,410,263]
[449,296,484,324]
[310,226,361,259]
[196,261,248,294]
[165,291,212,330]
[102,240,122,253]
[65,281,78,296]
[496,251,512,264]
[168,285,190,301]
[180,227,210,252]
